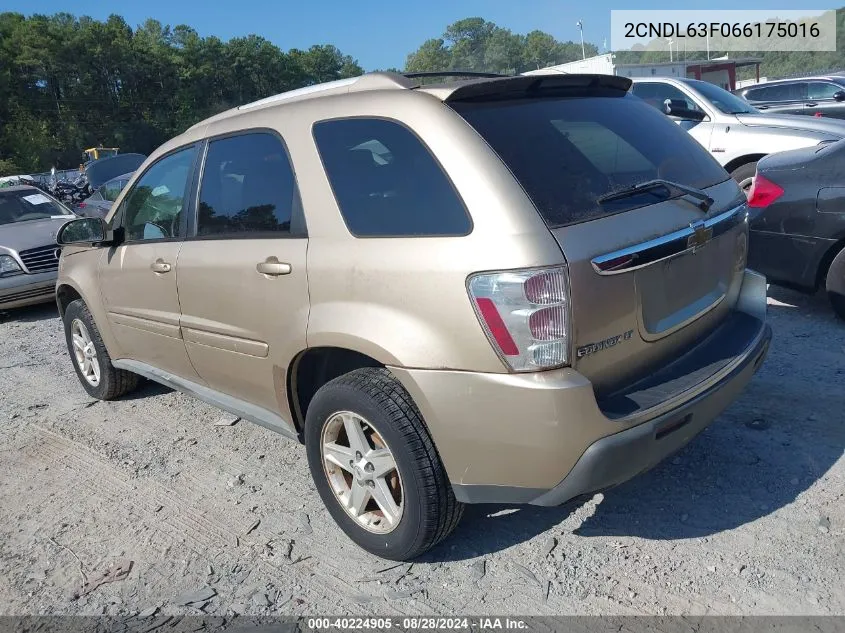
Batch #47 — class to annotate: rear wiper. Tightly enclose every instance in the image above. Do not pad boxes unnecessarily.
[597,179,714,212]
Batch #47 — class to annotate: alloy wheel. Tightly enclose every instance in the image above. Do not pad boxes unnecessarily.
[320,411,404,534]
[70,319,101,387]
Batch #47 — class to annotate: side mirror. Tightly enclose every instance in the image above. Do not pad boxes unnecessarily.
[56,217,109,245]
[663,98,706,121]
[834,91,845,102]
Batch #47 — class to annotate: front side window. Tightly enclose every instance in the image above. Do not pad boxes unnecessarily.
[197,132,299,237]
[808,82,842,100]
[632,82,704,114]
[121,146,196,241]
[313,118,471,237]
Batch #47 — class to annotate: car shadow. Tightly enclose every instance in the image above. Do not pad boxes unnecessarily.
[422,286,845,561]
[0,302,59,323]
[117,380,174,400]
[767,284,841,323]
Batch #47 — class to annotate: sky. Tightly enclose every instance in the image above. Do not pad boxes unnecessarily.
[5,0,841,70]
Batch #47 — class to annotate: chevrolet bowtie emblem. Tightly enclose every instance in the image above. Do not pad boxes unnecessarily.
[687,220,713,251]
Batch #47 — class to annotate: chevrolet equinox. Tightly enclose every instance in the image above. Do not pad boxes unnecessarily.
[55,72,772,560]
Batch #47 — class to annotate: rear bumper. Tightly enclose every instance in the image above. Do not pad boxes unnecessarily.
[530,321,770,506]
[0,272,56,309]
[390,269,770,505]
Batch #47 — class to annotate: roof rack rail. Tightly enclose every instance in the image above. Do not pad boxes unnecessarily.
[403,71,512,79]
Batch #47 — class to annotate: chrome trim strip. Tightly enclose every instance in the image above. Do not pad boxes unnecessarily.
[591,204,748,275]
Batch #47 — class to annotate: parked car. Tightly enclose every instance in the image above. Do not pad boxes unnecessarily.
[734,76,845,119]
[84,153,146,193]
[746,138,845,320]
[0,185,76,310]
[74,172,134,218]
[55,72,771,560]
[629,77,845,192]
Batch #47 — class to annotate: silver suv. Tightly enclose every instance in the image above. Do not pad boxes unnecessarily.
[56,72,771,560]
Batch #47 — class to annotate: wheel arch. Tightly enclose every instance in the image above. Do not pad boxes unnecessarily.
[821,238,845,294]
[724,154,767,175]
[56,282,83,318]
[287,346,386,435]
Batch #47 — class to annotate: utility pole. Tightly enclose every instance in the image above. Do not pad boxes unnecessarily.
[576,20,586,59]
[668,38,674,62]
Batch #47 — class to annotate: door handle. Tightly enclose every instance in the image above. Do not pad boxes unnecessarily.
[806,102,817,107]
[150,259,172,274]
[256,258,292,276]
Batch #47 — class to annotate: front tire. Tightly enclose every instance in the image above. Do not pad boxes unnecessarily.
[63,299,140,400]
[305,368,463,560]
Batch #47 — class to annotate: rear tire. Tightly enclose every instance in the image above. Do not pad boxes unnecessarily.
[305,367,463,560]
[63,299,140,400]
[731,161,758,195]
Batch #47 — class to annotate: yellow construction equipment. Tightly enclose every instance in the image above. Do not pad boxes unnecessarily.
[83,147,119,163]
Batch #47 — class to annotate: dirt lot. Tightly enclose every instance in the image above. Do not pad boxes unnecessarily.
[0,287,843,617]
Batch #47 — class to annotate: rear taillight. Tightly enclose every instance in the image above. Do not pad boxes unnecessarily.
[468,266,571,371]
[747,173,784,209]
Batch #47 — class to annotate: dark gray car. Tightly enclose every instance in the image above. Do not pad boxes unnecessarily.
[74,172,134,218]
[746,139,845,319]
[0,186,76,309]
[735,76,845,119]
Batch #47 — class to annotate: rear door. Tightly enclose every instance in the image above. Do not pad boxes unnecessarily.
[746,82,807,115]
[451,90,749,392]
[176,131,309,418]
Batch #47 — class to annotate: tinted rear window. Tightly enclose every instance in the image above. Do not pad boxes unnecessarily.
[745,83,805,102]
[313,118,471,237]
[451,94,729,227]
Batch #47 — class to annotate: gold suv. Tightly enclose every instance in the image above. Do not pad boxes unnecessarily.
[56,72,772,560]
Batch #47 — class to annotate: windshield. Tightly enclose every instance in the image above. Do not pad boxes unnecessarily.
[0,190,73,226]
[451,93,729,226]
[688,80,759,114]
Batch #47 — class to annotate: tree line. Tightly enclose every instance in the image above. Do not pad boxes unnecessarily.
[3,10,845,176]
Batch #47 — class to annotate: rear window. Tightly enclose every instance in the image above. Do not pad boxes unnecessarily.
[451,94,729,227]
[313,118,471,237]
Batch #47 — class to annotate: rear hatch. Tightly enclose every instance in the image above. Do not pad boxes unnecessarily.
[448,76,750,393]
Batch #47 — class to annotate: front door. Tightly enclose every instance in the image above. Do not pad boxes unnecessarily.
[99,144,203,381]
[806,81,845,118]
[176,132,309,417]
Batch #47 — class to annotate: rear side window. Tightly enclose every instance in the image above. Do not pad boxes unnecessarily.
[197,132,299,237]
[745,83,805,102]
[451,94,729,227]
[313,118,471,237]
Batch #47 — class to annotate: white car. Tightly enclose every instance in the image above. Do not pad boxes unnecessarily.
[629,77,845,191]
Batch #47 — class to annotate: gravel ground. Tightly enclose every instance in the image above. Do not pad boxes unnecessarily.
[0,286,843,617]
